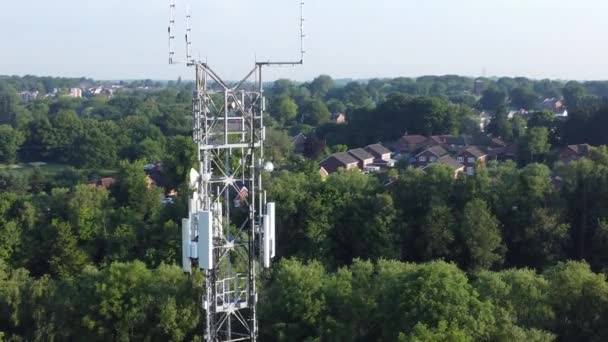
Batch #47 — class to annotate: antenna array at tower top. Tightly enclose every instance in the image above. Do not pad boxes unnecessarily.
[168,0,306,66]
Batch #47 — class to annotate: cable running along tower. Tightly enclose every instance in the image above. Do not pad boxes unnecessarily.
[169,1,305,341]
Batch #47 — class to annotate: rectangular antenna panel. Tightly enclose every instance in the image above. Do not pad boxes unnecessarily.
[182,218,192,273]
[267,202,276,258]
[263,215,271,268]
[189,192,199,215]
[198,211,214,270]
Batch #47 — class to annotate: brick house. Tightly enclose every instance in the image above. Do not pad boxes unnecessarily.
[89,177,116,189]
[422,155,464,178]
[396,134,431,155]
[331,113,347,124]
[415,145,449,168]
[292,133,307,154]
[559,144,592,163]
[364,143,394,167]
[348,148,375,169]
[457,146,487,176]
[319,152,359,175]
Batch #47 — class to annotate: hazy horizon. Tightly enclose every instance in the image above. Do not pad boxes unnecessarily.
[3,0,608,82]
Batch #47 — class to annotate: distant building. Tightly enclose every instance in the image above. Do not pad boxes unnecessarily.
[541,98,568,118]
[234,186,249,207]
[415,145,449,168]
[68,88,82,98]
[89,86,114,98]
[347,148,375,169]
[487,142,517,162]
[489,137,508,149]
[364,143,394,167]
[319,152,359,176]
[331,113,347,124]
[89,177,116,189]
[291,133,307,154]
[19,91,39,103]
[457,146,488,176]
[396,134,431,155]
[479,111,492,132]
[422,155,464,178]
[559,144,593,163]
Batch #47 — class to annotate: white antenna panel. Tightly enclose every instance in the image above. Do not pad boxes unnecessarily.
[182,218,192,273]
[267,202,276,258]
[189,168,200,189]
[189,192,199,215]
[198,211,214,270]
[189,242,198,259]
[263,215,271,268]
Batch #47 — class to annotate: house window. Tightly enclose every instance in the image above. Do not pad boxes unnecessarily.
[467,167,475,176]
[457,157,464,162]
[467,157,475,163]
[429,157,437,162]
[419,156,427,162]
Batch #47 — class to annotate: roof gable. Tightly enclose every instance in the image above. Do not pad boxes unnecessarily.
[459,146,487,158]
[365,143,391,156]
[400,135,428,144]
[416,145,448,158]
[348,148,374,161]
[331,152,359,165]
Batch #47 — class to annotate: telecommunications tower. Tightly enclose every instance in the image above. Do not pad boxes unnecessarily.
[169,1,305,341]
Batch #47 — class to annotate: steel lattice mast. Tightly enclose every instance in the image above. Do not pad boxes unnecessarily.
[169,1,304,341]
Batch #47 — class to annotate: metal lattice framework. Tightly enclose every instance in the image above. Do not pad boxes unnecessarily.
[194,62,265,342]
[170,1,304,340]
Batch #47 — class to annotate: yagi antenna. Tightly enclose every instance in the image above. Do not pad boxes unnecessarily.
[168,0,176,64]
[300,1,306,62]
[186,4,193,62]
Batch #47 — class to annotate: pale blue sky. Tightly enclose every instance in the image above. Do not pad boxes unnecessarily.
[2,0,608,81]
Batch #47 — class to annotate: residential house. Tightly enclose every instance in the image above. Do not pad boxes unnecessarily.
[348,148,375,169]
[479,111,492,132]
[559,144,592,163]
[89,177,116,189]
[490,137,507,149]
[89,86,114,98]
[19,91,39,103]
[457,146,488,176]
[331,113,347,124]
[68,88,82,98]
[496,143,518,161]
[396,134,431,155]
[234,186,249,208]
[364,143,394,167]
[415,145,449,168]
[292,133,307,154]
[541,98,568,118]
[442,136,469,152]
[319,152,359,175]
[422,155,464,178]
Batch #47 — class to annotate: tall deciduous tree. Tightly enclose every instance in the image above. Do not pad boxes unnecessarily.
[309,75,334,99]
[510,87,539,110]
[271,95,298,125]
[459,199,504,270]
[520,127,550,163]
[0,125,25,163]
[481,86,507,112]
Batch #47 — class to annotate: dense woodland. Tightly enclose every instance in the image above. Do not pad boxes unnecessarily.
[2,75,608,341]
